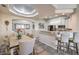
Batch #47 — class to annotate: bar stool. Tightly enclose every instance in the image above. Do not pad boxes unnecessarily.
[67,32,74,54]
[73,32,79,54]
[61,32,73,54]
[56,31,62,53]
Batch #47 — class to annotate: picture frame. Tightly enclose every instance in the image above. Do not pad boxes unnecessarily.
[39,23,44,29]
[26,24,30,29]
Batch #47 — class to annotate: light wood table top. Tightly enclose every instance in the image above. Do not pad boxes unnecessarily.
[9,35,33,48]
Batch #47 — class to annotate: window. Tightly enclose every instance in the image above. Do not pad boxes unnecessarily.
[16,24,25,29]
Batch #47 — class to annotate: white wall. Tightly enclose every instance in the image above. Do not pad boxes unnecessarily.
[76,4,79,32]
[0,12,48,36]
[67,13,77,31]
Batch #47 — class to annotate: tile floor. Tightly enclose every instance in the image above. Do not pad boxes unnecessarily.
[34,41,59,55]
[34,41,78,55]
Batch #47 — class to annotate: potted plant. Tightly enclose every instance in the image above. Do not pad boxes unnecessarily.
[17,29,22,40]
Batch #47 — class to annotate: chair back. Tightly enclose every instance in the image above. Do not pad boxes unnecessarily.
[0,36,8,54]
[19,38,36,55]
[74,32,79,42]
[62,32,73,43]
[56,31,62,40]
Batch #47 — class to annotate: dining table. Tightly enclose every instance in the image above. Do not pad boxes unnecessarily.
[9,35,33,55]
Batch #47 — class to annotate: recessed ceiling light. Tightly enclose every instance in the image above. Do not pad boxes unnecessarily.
[55,15,58,16]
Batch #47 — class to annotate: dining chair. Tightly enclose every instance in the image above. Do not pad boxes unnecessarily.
[0,43,8,55]
[19,38,36,55]
[9,37,19,55]
[4,33,18,55]
[0,36,9,55]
